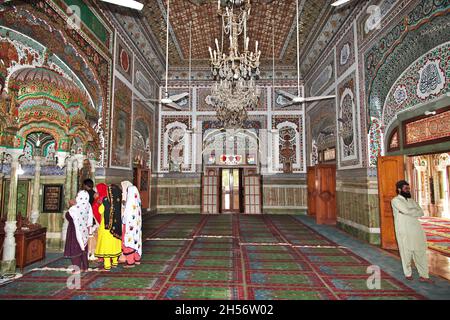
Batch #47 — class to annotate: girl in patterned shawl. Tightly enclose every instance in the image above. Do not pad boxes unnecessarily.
[64,190,93,273]
[121,185,142,268]
[94,183,123,271]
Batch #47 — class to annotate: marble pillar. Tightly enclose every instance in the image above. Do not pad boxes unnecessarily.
[90,159,97,185]
[1,151,21,274]
[30,156,41,224]
[71,158,80,199]
[60,157,73,247]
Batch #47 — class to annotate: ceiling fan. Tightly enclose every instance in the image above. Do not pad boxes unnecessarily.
[135,92,189,111]
[279,0,336,108]
[100,0,144,11]
[331,0,352,7]
[135,7,192,112]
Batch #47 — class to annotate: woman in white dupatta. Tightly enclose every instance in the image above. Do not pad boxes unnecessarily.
[64,190,93,273]
[121,185,142,268]
[118,180,133,264]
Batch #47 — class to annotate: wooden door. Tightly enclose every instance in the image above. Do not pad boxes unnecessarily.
[377,156,404,250]
[134,168,150,210]
[244,171,261,214]
[307,166,317,216]
[315,164,336,225]
[202,169,219,214]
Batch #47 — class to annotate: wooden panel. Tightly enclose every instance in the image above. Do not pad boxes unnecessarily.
[0,227,47,269]
[202,173,219,214]
[377,156,404,250]
[307,166,317,216]
[244,174,261,214]
[315,164,336,225]
[134,169,150,209]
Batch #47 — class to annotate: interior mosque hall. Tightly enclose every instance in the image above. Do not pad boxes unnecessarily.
[0,0,449,301]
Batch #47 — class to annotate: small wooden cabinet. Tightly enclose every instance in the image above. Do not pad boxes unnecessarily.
[0,227,47,269]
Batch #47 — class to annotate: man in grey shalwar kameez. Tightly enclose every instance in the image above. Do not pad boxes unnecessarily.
[391,180,433,283]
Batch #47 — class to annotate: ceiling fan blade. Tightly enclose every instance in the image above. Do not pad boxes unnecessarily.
[100,0,144,10]
[280,102,297,108]
[164,102,183,111]
[331,0,351,7]
[134,98,160,103]
[276,89,297,100]
[169,92,189,102]
[303,95,336,102]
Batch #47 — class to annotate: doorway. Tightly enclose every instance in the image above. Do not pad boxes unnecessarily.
[220,168,242,213]
[407,153,450,219]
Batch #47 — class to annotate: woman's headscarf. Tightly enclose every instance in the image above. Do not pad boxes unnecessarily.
[92,183,108,224]
[105,184,122,240]
[69,190,93,250]
[121,181,133,202]
[123,186,142,256]
[121,181,133,214]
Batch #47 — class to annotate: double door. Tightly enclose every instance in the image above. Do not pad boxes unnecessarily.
[201,167,261,214]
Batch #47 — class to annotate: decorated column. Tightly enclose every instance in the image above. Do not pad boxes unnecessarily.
[90,159,97,185]
[30,155,41,224]
[60,157,73,246]
[71,156,81,199]
[1,150,22,274]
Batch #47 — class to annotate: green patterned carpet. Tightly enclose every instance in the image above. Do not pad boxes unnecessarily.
[0,215,424,300]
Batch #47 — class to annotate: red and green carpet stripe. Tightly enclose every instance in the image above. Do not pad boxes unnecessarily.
[0,214,424,300]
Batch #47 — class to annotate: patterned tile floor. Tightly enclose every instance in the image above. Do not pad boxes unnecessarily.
[0,214,449,300]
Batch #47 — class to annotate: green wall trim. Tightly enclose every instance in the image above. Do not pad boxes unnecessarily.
[59,0,109,44]
[337,222,381,245]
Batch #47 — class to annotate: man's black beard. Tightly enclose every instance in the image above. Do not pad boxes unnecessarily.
[401,191,412,199]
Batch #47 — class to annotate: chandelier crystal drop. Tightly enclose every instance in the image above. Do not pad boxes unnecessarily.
[209,0,261,129]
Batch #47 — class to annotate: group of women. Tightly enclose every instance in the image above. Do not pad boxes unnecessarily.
[64,180,143,272]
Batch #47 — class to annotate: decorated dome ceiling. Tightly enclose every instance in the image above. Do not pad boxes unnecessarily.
[8,66,96,119]
[109,0,353,72]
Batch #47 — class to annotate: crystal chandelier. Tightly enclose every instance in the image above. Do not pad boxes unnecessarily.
[208,0,261,129]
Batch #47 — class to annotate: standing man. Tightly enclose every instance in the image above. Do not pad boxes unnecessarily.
[391,180,432,283]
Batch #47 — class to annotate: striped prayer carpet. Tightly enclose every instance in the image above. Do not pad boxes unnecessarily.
[0,214,424,300]
[420,216,450,256]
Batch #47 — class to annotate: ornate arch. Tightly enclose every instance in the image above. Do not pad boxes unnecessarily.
[17,123,67,151]
[365,2,450,121]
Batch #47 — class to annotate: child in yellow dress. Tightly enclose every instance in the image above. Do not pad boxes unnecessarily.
[94,183,122,271]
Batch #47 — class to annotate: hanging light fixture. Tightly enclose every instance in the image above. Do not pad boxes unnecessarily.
[208,0,261,129]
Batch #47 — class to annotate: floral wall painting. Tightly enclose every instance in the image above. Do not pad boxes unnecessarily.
[111,77,132,168]
[307,50,335,97]
[133,100,154,169]
[337,73,359,168]
[160,116,191,173]
[117,111,128,150]
[115,35,133,81]
[271,115,304,173]
[336,25,355,78]
[382,42,450,132]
